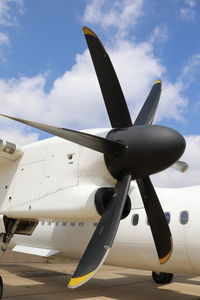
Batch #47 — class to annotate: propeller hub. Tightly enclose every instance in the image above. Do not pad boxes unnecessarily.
[104,125,186,180]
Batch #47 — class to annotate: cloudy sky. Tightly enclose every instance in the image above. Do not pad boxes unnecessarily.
[0,0,199,187]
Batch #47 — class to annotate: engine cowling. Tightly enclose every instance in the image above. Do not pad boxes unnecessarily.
[95,187,131,219]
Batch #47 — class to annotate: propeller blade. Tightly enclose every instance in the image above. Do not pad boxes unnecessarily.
[134,80,162,125]
[171,160,189,172]
[136,176,172,264]
[0,114,125,155]
[68,173,132,289]
[83,27,132,128]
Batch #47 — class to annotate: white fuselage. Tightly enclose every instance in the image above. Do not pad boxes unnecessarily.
[12,184,200,276]
[0,130,199,277]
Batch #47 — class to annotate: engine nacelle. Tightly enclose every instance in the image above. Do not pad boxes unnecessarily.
[2,185,105,222]
[95,187,131,219]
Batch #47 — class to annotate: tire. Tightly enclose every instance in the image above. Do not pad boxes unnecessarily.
[152,271,174,284]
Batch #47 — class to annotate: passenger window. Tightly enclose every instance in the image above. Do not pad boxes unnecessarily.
[62,222,67,226]
[180,211,189,225]
[79,222,84,227]
[132,214,139,226]
[165,212,171,224]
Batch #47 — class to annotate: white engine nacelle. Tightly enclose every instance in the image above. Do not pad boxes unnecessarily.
[2,185,102,222]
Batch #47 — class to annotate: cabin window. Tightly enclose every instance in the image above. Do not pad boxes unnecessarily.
[71,222,76,227]
[180,211,189,225]
[79,222,84,227]
[132,214,139,226]
[41,221,45,226]
[165,212,171,224]
[62,222,67,226]
[93,222,98,227]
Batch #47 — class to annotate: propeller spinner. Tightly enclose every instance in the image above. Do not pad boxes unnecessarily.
[0,27,186,289]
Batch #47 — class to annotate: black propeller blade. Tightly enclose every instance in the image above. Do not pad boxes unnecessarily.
[133,80,188,173]
[134,80,162,125]
[83,27,132,128]
[136,177,172,264]
[68,173,132,288]
[0,26,187,289]
[0,114,125,156]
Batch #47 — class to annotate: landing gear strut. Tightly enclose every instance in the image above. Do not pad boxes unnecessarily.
[0,275,3,299]
[152,271,174,284]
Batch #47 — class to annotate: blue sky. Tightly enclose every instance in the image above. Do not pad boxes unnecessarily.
[0,0,200,186]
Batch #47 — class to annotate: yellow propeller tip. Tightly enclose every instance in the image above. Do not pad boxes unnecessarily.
[68,271,95,289]
[153,80,162,85]
[82,26,97,38]
[159,249,173,265]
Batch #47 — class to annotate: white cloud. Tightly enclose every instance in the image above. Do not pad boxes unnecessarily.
[48,40,166,127]
[0,0,24,26]
[83,0,144,37]
[180,0,199,21]
[152,135,200,187]
[156,81,188,122]
[0,0,24,62]
[194,97,200,113]
[0,126,38,145]
[0,37,188,137]
[0,32,9,46]
[0,31,10,60]
[149,25,168,46]
[179,54,200,87]
[0,75,47,119]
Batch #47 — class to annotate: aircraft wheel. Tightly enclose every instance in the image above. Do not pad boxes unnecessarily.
[0,275,3,299]
[152,271,174,284]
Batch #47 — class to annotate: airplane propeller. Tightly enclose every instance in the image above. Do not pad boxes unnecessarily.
[0,27,186,289]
